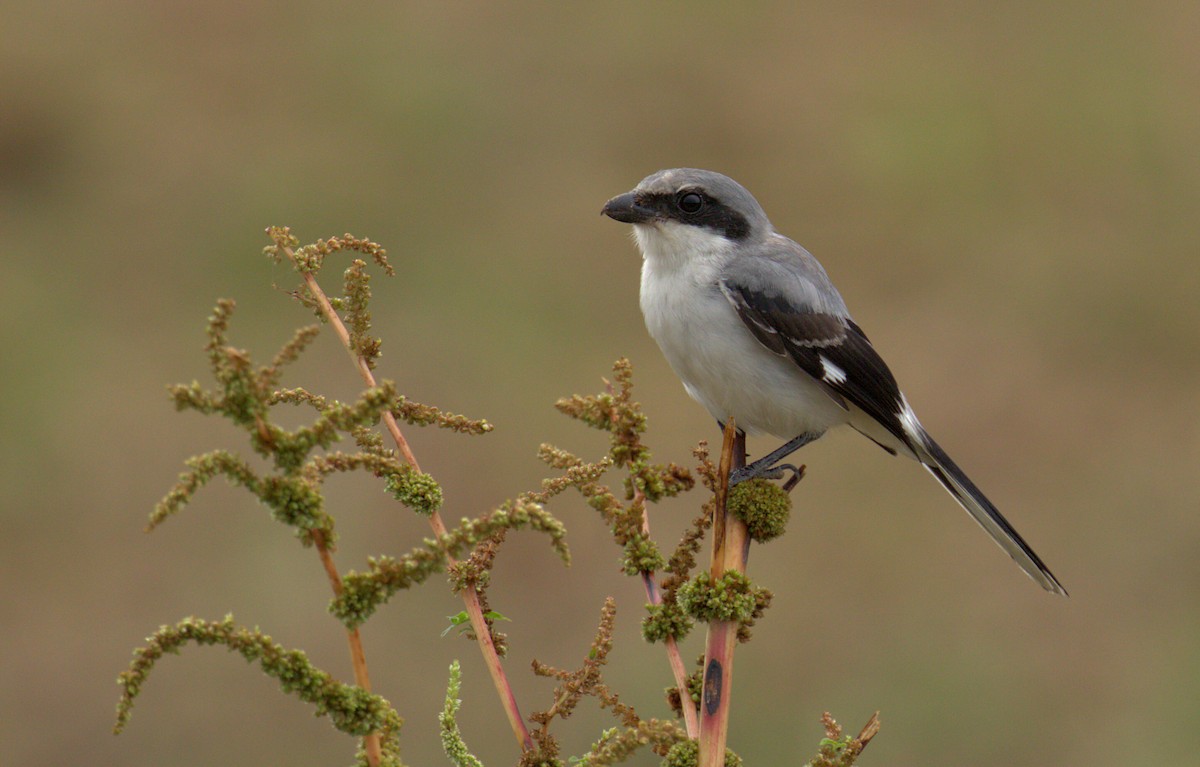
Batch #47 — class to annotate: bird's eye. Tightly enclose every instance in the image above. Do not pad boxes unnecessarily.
[677,192,704,214]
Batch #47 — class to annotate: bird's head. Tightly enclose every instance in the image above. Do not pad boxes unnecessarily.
[602,169,772,265]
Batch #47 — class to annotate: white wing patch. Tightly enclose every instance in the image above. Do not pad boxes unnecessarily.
[897,395,926,445]
[818,355,847,385]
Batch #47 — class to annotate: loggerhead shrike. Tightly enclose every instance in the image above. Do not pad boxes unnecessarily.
[602,168,1066,595]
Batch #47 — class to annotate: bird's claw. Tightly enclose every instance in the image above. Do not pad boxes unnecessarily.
[778,464,806,492]
[729,462,806,493]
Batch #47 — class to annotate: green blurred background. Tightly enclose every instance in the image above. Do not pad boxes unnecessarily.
[3,2,1198,765]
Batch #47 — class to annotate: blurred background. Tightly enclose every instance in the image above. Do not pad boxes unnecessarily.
[3,2,1198,765]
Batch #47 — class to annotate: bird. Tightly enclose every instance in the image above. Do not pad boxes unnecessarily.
[601,168,1066,595]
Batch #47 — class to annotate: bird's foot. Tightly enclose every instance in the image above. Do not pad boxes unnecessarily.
[727,432,819,493]
[730,462,806,493]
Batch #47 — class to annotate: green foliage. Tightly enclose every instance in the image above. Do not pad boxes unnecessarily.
[640,602,694,645]
[664,658,706,721]
[442,610,510,638]
[150,447,337,545]
[152,297,438,548]
[384,465,444,516]
[329,479,583,628]
[121,230,602,766]
[549,362,711,584]
[440,661,484,767]
[392,395,494,435]
[265,227,394,278]
[677,572,772,633]
[331,546,448,628]
[118,230,880,767]
[527,599,682,767]
[114,615,403,757]
[653,482,716,638]
[529,599,621,733]
[727,478,791,543]
[343,258,383,367]
[555,359,694,503]
[660,739,741,767]
[572,720,689,767]
[447,530,511,654]
[802,712,880,767]
[621,533,666,576]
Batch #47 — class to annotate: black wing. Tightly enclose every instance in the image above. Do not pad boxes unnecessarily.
[721,278,1068,594]
[721,280,919,454]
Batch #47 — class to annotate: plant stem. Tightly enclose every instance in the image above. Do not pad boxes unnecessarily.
[699,422,746,767]
[286,252,534,752]
[635,491,699,738]
[314,530,383,766]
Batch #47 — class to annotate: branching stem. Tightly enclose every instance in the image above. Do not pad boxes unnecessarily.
[699,421,747,767]
[635,490,699,738]
[285,247,533,752]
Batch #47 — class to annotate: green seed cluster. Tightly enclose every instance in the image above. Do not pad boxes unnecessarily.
[727,478,792,542]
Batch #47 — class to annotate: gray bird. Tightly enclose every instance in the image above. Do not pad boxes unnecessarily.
[602,168,1066,595]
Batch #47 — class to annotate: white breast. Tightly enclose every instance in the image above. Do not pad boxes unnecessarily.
[635,223,849,438]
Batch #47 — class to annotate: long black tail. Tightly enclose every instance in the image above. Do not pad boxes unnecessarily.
[919,433,1067,596]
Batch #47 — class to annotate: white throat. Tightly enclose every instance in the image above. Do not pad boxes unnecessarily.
[633,221,735,274]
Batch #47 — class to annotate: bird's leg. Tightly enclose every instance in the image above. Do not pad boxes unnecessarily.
[729,432,820,487]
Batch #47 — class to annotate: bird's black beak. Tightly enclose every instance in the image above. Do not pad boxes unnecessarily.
[601,192,654,224]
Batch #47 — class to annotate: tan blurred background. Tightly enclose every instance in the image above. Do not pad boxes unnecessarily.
[3,2,1198,765]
